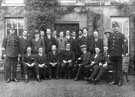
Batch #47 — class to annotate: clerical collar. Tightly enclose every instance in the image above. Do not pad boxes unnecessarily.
[39,53,43,56]
[72,37,75,39]
[79,36,82,38]
[27,53,31,56]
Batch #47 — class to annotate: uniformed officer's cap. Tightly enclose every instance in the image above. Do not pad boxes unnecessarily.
[80,45,87,48]
[34,29,39,34]
[112,21,119,27]
[104,30,111,34]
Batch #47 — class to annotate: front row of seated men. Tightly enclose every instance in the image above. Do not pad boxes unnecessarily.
[22,43,111,84]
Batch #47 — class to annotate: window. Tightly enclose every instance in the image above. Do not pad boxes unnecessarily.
[4,0,24,4]
[5,18,24,36]
[2,0,24,6]
[111,17,129,53]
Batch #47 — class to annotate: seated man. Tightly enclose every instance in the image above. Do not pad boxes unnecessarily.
[74,45,91,81]
[87,48,103,83]
[47,45,60,79]
[23,47,39,83]
[90,47,111,84]
[61,43,75,79]
[35,47,48,81]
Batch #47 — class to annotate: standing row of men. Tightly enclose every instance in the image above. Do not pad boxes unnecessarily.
[2,21,127,86]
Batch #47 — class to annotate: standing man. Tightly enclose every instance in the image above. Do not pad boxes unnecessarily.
[31,30,45,54]
[19,30,31,77]
[65,30,71,43]
[70,31,79,60]
[78,29,83,57]
[40,30,45,40]
[108,21,127,86]
[52,30,58,39]
[82,28,94,54]
[2,28,20,83]
[57,31,67,52]
[44,29,58,54]
[91,30,104,54]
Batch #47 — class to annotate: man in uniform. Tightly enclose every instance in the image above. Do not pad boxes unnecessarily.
[2,28,20,83]
[108,21,127,86]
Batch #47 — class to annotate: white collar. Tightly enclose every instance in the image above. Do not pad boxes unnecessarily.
[23,36,27,39]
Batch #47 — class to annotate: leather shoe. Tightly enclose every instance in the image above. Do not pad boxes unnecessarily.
[93,79,99,85]
[74,77,78,81]
[13,78,19,82]
[37,78,41,82]
[109,81,116,85]
[6,79,11,83]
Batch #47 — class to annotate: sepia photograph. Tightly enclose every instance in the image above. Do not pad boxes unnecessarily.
[0,0,135,97]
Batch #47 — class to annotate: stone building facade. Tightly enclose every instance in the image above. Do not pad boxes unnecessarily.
[0,0,134,72]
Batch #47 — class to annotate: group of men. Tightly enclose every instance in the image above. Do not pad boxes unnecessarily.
[2,21,127,86]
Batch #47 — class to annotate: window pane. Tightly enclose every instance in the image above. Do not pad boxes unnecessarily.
[5,0,24,4]
[6,18,24,36]
[59,0,76,3]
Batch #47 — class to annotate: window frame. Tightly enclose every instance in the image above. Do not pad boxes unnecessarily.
[5,17,24,36]
[1,0,25,6]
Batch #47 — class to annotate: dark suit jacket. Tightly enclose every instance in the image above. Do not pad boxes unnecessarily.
[31,38,45,54]
[23,54,35,64]
[2,34,20,57]
[102,52,111,65]
[91,53,102,64]
[91,38,104,54]
[19,36,31,55]
[47,51,59,64]
[78,37,83,56]
[80,52,91,65]
[108,32,127,57]
[35,54,46,64]
[61,50,75,62]
[70,37,79,57]
[44,36,58,54]
[82,34,94,53]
